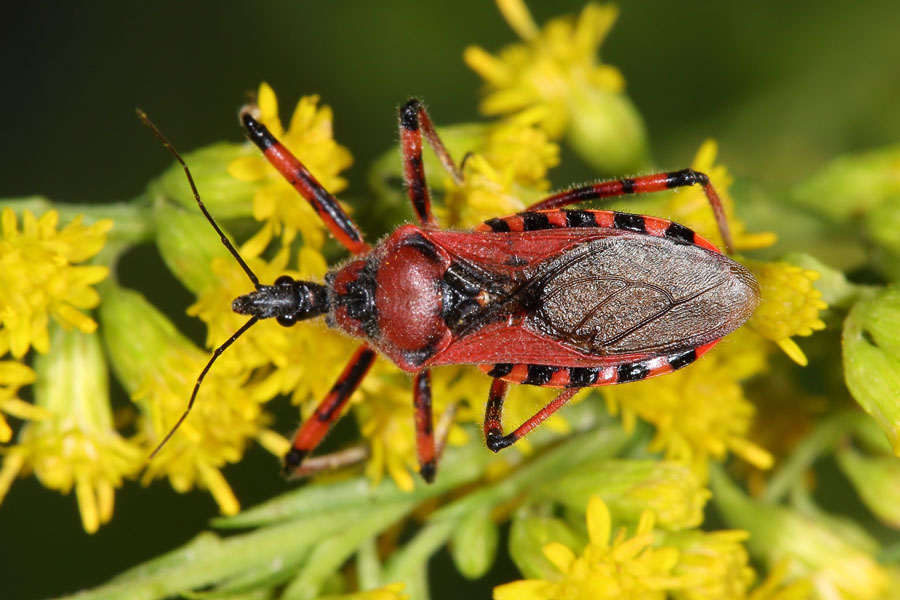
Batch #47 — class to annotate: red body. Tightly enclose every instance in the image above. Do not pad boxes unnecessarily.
[327,209,758,387]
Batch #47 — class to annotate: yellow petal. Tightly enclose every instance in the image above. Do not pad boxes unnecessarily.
[199,462,240,515]
[256,428,291,456]
[1,397,51,421]
[0,361,37,385]
[493,580,554,600]
[586,495,611,547]
[76,473,100,534]
[0,452,26,504]
[463,46,510,85]
[496,0,539,40]
[776,337,809,367]
[542,541,576,573]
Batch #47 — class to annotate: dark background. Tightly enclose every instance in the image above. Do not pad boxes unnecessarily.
[3,2,899,598]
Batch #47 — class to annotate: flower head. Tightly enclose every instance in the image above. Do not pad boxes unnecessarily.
[318,582,409,600]
[465,1,624,138]
[227,83,352,248]
[101,284,271,515]
[667,529,755,600]
[744,260,828,366]
[495,496,684,600]
[466,1,648,172]
[604,331,774,478]
[442,111,559,228]
[0,208,112,357]
[0,327,142,533]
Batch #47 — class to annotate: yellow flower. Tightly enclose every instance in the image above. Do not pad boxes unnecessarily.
[466,1,648,172]
[131,344,265,515]
[495,496,684,600]
[478,108,560,190]
[0,208,112,358]
[744,260,827,366]
[747,562,812,600]
[102,284,272,515]
[668,529,755,600]
[318,582,409,600]
[604,330,774,479]
[442,111,559,228]
[0,359,43,443]
[0,327,142,533]
[465,1,624,138]
[665,140,776,253]
[227,82,352,248]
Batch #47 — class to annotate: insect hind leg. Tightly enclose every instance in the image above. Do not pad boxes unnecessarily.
[527,169,735,254]
[483,379,581,452]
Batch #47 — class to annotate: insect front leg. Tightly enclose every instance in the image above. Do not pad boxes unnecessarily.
[241,110,370,255]
[527,170,735,253]
[483,379,581,452]
[398,99,464,227]
[284,345,377,476]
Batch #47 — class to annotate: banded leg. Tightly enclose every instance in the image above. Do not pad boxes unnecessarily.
[527,169,735,254]
[241,111,370,255]
[483,379,581,452]
[284,345,377,475]
[399,99,463,227]
[412,370,437,482]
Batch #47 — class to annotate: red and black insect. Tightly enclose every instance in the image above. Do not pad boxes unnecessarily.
[140,99,759,483]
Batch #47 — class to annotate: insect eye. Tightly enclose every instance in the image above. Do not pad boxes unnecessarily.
[275,275,295,287]
[277,313,298,327]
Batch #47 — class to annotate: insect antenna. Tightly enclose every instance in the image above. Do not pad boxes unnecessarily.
[137,109,265,457]
[149,316,259,458]
[136,109,260,288]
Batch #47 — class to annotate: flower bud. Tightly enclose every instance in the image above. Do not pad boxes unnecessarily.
[450,506,500,579]
[539,459,708,530]
[152,142,258,219]
[507,512,583,580]
[154,203,231,294]
[566,87,650,175]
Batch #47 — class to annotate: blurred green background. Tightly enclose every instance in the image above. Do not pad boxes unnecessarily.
[2,1,899,598]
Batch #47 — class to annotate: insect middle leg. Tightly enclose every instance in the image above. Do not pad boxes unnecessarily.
[284,345,377,476]
[483,379,581,452]
[527,170,735,254]
[241,110,370,255]
[398,98,463,227]
[412,369,437,482]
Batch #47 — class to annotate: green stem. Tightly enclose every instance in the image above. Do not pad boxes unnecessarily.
[761,410,869,504]
[383,423,629,586]
[282,500,419,600]
[355,537,383,591]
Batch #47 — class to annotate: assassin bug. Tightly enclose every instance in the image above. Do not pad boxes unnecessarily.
[139,98,758,483]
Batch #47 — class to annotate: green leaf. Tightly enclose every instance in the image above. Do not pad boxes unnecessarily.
[843,287,900,455]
